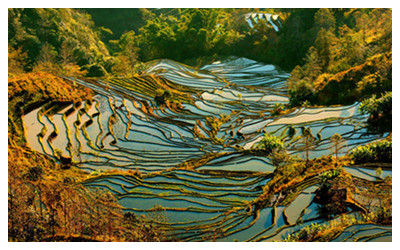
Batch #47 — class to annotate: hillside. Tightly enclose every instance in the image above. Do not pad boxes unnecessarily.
[8,8,392,242]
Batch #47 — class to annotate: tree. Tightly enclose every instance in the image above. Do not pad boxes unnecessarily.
[301,127,316,167]
[37,43,58,63]
[59,39,76,65]
[336,24,366,67]
[303,46,322,82]
[271,103,285,116]
[117,31,138,63]
[8,45,28,76]
[253,133,293,168]
[110,31,139,77]
[272,9,318,70]
[315,28,337,72]
[288,78,315,107]
[179,8,221,57]
[134,8,234,62]
[330,133,343,165]
[287,46,322,107]
[350,139,392,164]
[136,14,179,61]
[314,8,336,33]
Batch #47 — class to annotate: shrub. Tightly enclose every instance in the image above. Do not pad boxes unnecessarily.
[283,223,328,242]
[84,64,107,77]
[350,146,374,163]
[154,89,171,105]
[359,91,391,133]
[271,103,285,116]
[270,150,294,168]
[253,133,286,155]
[350,139,392,164]
[288,79,316,107]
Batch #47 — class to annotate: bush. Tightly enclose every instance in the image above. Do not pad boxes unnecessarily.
[84,64,107,77]
[270,150,294,168]
[283,223,328,242]
[360,91,392,133]
[350,145,374,163]
[271,103,285,116]
[253,133,286,155]
[288,79,316,107]
[154,89,171,106]
[350,139,392,164]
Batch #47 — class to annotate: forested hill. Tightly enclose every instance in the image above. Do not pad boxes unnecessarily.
[8,8,110,73]
[80,8,150,41]
[9,8,391,112]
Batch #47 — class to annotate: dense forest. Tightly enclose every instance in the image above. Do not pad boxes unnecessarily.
[9,8,392,104]
[8,8,391,242]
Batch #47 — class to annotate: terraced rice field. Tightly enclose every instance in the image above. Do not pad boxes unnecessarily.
[23,57,391,241]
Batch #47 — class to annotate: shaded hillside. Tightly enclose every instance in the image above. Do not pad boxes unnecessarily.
[81,8,151,42]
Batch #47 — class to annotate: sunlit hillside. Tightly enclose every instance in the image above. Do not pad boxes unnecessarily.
[8,8,391,242]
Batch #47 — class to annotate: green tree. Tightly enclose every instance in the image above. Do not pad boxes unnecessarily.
[136,14,179,61]
[272,9,318,70]
[110,31,139,76]
[360,92,392,133]
[288,78,315,107]
[314,8,336,33]
[287,45,322,107]
[134,8,236,63]
[315,28,337,72]
[253,133,293,167]
[271,103,285,116]
[337,25,366,66]
[350,139,392,164]
[59,39,75,65]
[303,46,322,82]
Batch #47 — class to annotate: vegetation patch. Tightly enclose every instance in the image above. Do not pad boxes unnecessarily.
[350,138,392,164]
